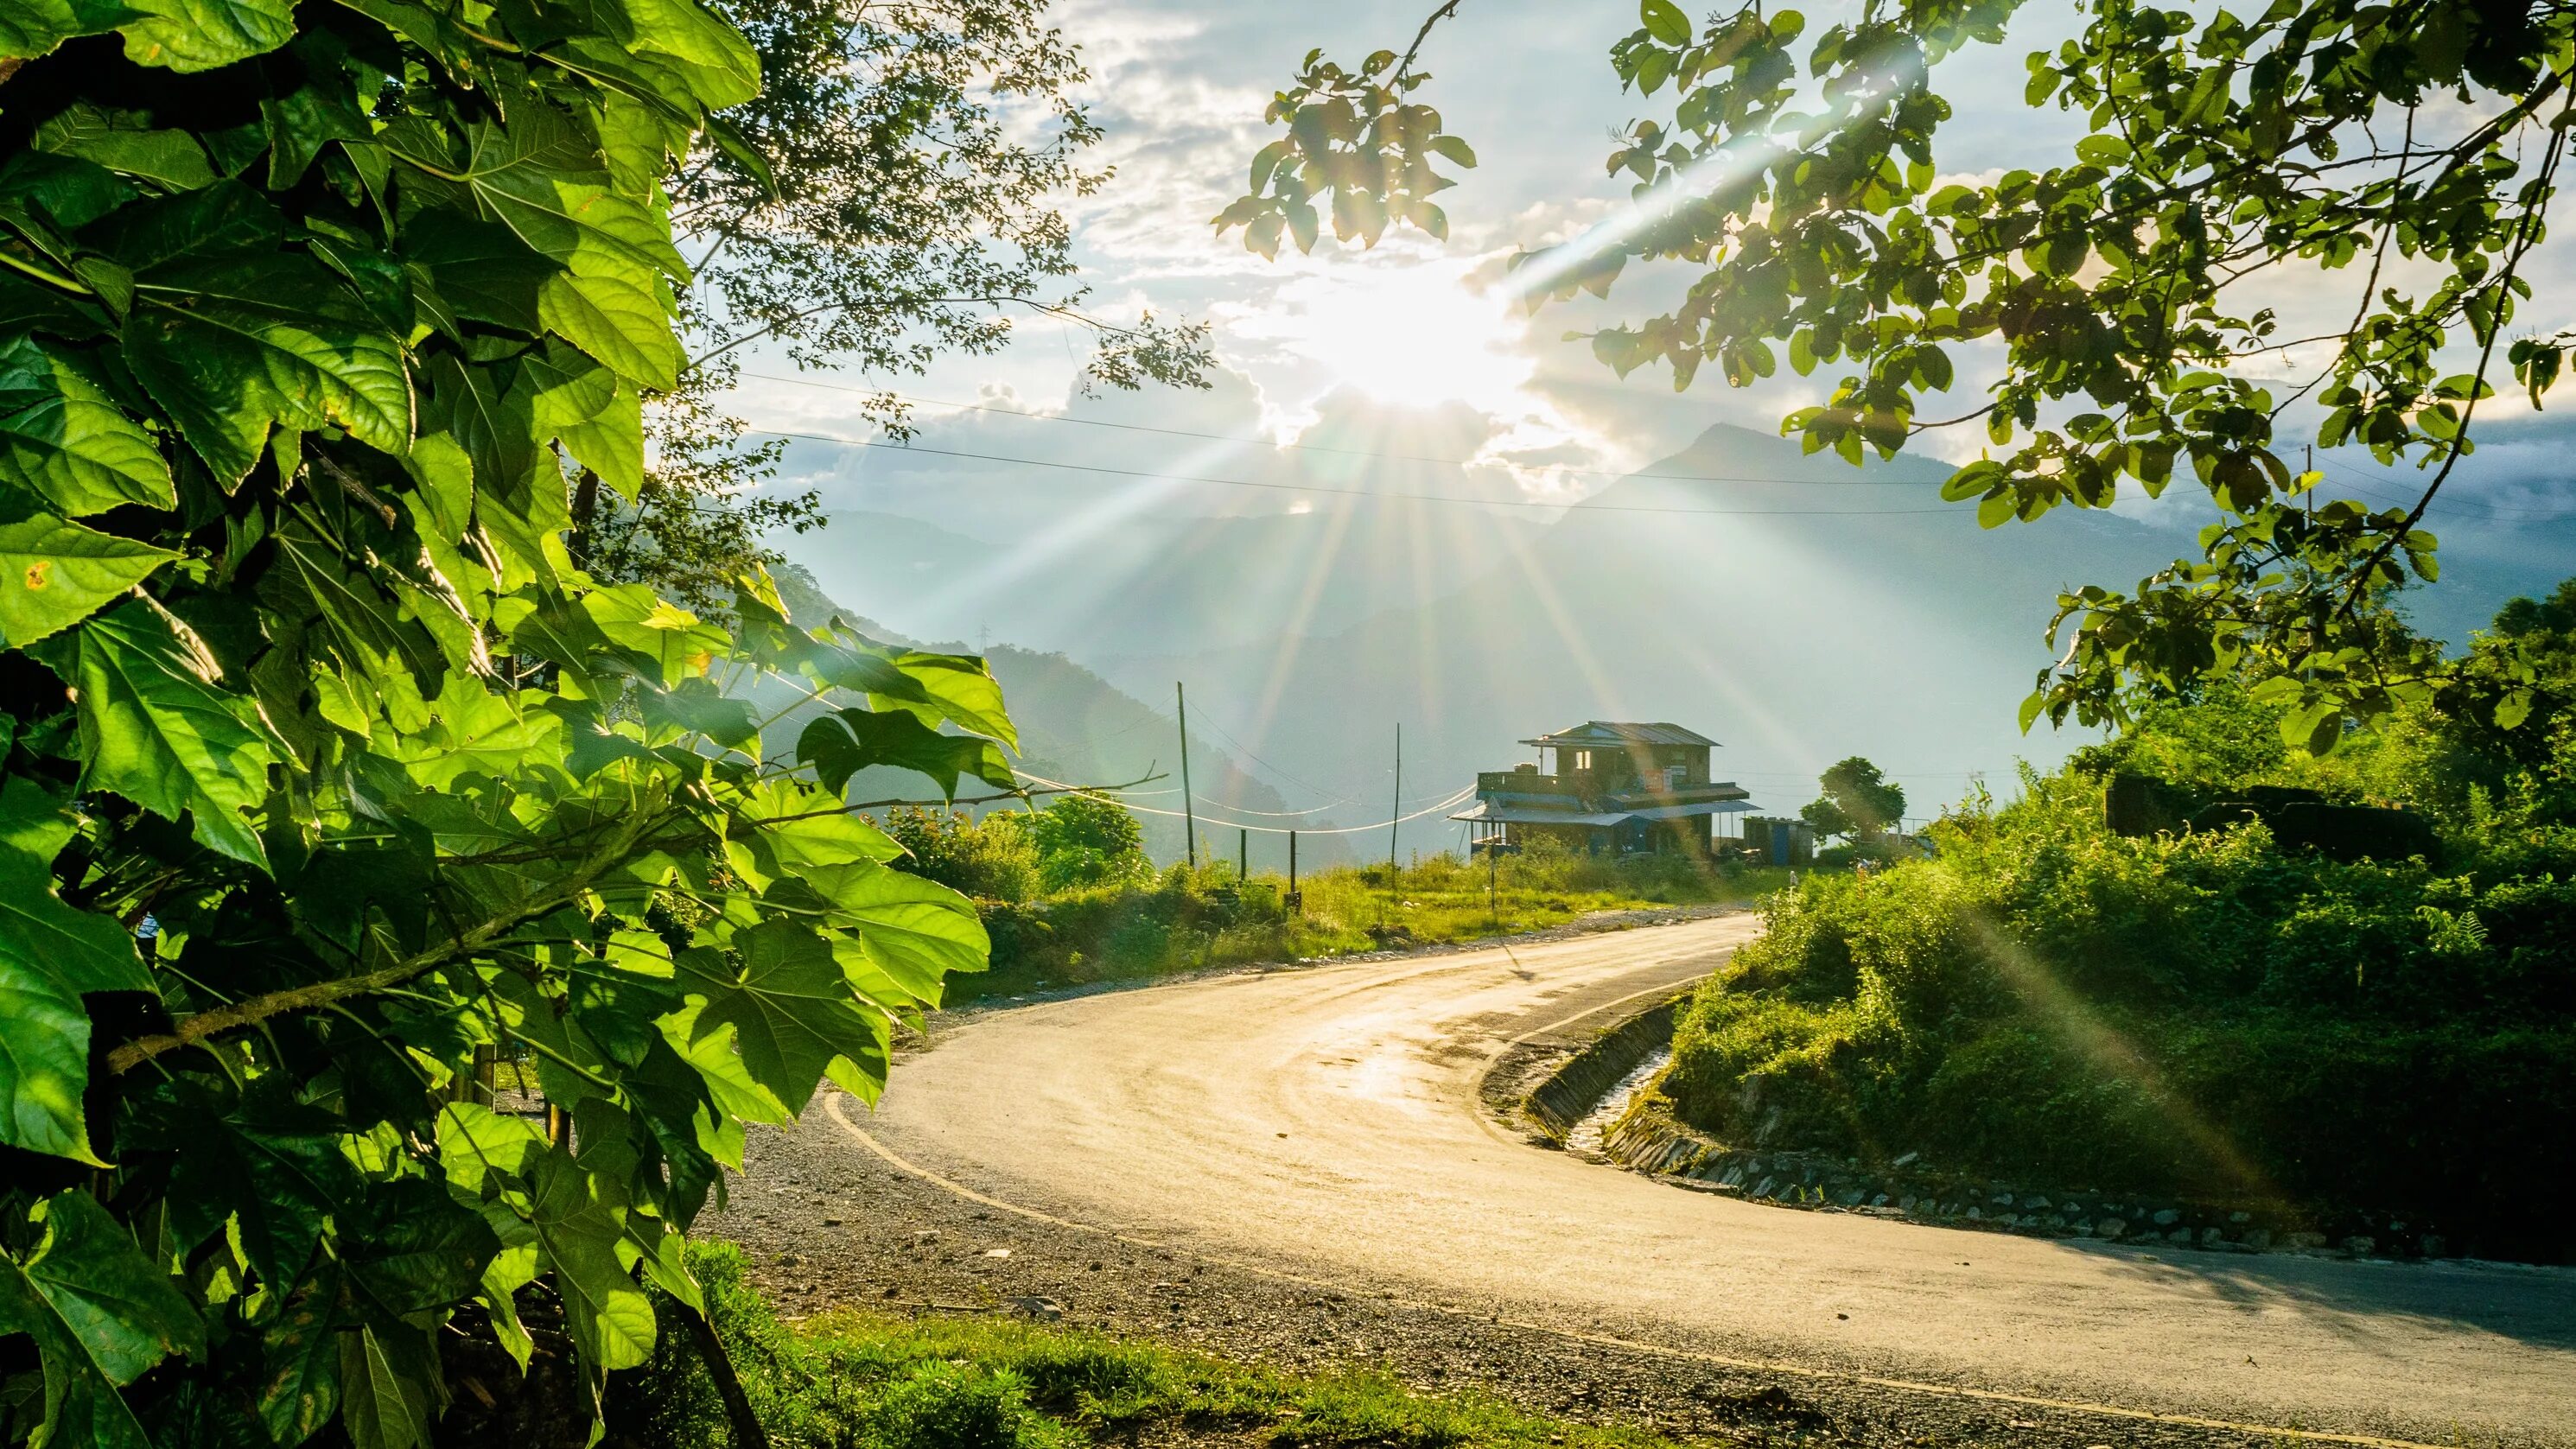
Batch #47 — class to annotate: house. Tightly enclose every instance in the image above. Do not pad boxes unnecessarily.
[1451,721,1755,857]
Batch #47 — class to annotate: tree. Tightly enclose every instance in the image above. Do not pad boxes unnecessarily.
[1224,1,2576,751]
[583,0,1215,615]
[0,2,1021,1442]
[885,804,1040,900]
[1027,791,1151,891]
[1803,757,1906,842]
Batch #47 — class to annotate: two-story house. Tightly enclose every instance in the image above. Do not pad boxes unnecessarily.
[1450,721,1755,857]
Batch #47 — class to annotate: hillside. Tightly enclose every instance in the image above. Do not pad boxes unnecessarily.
[773,567,1323,867]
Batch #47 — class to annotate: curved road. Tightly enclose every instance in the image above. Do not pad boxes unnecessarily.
[832,916,2576,1448]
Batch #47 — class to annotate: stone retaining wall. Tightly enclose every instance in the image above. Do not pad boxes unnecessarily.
[1522,995,1689,1143]
[1598,1105,2456,1261]
[1515,986,2466,1262]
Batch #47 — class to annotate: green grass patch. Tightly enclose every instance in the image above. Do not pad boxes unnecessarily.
[960,853,1791,1003]
[614,1244,1720,1449]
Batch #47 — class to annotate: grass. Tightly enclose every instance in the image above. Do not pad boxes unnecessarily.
[958,852,1794,1004]
[613,1244,1740,1449]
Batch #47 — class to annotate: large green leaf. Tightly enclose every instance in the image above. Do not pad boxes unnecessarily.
[804,861,989,999]
[61,596,283,865]
[522,1150,656,1374]
[99,184,410,485]
[115,0,294,72]
[0,0,130,60]
[796,706,1016,798]
[0,1192,204,1449]
[0,513,179,648]
[671,919,888,1115]
[0,334,174,515]
[343,1180,498,1317]
[134,1078,357,1285]
[384,108,685,387]
[336,1322,432,1449]
[31,105,215,191]
[0,778,147,1163]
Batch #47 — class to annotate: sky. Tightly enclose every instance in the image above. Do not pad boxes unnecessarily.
[714,1,2576,827]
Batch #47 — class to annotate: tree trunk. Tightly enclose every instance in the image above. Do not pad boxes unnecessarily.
[678,1301,769,1449]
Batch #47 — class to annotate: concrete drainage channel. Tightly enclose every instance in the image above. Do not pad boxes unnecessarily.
[1513,990,2465,1265]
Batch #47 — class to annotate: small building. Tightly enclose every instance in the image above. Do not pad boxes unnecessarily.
[1451,721,1755,857]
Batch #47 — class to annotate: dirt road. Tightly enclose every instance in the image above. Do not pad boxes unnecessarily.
[784,915,2576,1448]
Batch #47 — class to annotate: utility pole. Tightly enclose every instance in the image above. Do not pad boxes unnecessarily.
[1288,829,1300,913]
[1488,832,1498,928]
[1238,827,1248,880]
[1388,723,1402,872]
[1176,682,1197,867]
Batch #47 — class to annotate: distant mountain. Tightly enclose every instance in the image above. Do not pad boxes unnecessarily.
[1091,423,2182,841]
[773,567,1328,867]
[780,505,1547,659]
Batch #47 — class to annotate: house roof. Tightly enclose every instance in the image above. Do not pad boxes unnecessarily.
[1450,798,1756,826]
[1517,721,1719,749]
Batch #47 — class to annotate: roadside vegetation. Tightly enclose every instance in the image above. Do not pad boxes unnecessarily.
[614,1245,1704,1449]
[881,799,1790,1000]
[1657,588,2576,1260]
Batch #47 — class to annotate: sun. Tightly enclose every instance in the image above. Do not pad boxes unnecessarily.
[1245,260,1535,413]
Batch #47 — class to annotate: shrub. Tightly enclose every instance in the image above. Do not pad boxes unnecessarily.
[1663,699,2576,1256]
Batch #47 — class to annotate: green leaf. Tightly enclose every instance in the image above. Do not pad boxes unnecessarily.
[115,0,295,73]
[59,595,282,865]
[344,1180,499,1317]
[796,707,1015,798]
[103,185,412,485]
[136,1079,355,1285]
[254,1277,341,1446]
[804,860,989,1004]
[0,1192,206,1449]
[0,778,144,1163]
[32,105,215,190]
[389,677,565,788]
[1639,0,1692,45]
[336,1323,431,1449]
[672,920,888,1115]
[877,651,1017,749]
[0,333,174,515]
[0,513,179,648]
[537,268,682,390]
[523,1150,656,1374]
[0,0,132,61]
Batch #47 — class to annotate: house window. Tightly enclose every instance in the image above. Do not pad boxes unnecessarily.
[1664,766,1687,791]
[1574,750,1592,772]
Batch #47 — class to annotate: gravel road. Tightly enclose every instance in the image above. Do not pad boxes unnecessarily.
[713,916,2576,1449]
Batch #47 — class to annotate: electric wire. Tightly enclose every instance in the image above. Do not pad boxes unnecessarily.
[2313,455,2576,521]
[1015,769,1476,836]
[740,427,1962,517]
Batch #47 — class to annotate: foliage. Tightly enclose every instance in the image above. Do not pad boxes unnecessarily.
[884,804,1040,902]
[593,0,1215,608]
[1023,791,1150,892]
[1229,0,2576,747]
[0,3,1023,1444]
[1801,756,1905,842]
[618,1240,1706,1449]
[1661,652,2576,1255]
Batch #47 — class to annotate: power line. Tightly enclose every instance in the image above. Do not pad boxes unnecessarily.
[742,371,1946,486]
[1020,770,1476,836]
[741,426,1960,518]
[2313,455,2576,521]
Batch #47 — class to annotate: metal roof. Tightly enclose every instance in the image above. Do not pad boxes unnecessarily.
[1517,721,1720,749]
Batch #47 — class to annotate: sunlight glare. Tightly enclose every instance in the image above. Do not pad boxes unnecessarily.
[1239,262,1533,414]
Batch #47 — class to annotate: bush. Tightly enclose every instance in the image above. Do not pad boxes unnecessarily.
[887,807,1042,902]
[1661,704,2576,1257]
